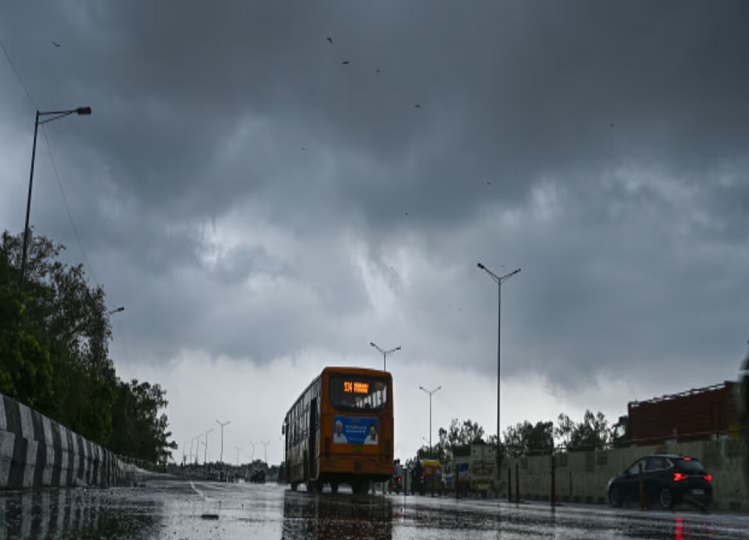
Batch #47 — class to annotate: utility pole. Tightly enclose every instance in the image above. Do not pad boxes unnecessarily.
[216,419,230,464]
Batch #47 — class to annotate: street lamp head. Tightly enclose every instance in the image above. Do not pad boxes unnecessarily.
[75,106,92,115]
[370,342,376,348]
[395,346,402,351]
[477,262,485,269]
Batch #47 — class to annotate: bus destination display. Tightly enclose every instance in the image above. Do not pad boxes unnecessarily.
[343,381,369,394]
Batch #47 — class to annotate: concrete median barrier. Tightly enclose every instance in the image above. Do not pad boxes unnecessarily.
[0,392,148,490]
[499,438,749,511]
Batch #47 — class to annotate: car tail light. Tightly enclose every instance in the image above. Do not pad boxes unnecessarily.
[704,474,713,482]
[683,457,692,461]
[673,473,688,482]
[420,475,424,481]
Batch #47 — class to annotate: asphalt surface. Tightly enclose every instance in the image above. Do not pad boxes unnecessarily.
[1,479,749,539]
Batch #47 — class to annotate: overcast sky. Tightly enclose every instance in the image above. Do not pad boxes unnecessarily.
[2,1,749,466]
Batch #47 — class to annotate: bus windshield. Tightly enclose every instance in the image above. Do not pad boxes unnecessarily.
[329,375,389,411]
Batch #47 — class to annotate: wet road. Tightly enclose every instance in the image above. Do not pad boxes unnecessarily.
[1,480,749,539]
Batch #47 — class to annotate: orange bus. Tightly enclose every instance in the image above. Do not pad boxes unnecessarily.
[282,367,394,494]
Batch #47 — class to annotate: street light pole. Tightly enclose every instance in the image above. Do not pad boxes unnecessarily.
[189,435,200,464]
[261,441,270,464]
[477,263,520,471]
[216,419,230,464]
[235,446,242,466]
[203,428,213,464]
[20,107,92,291]
[248,441,256,462]
[419,385,441,457]
[370,342,401,372]
[194,434,201,465]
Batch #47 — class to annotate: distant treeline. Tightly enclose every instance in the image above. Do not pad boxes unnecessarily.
[0,230,176,464]
[412,411,613,464]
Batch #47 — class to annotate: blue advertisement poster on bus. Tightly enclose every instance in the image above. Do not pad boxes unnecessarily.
[333,416,379,445]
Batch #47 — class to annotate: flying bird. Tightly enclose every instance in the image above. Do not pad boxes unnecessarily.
[341,61,350,65]
[610,122,615,127]
[301,147,306,151]
[375,69,380,74]
[52,41,61,47]
[414,104,421,109]
[327,37,333,44]
[404,212,409,216]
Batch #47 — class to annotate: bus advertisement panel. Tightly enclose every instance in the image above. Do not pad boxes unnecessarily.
[333,416,379,445]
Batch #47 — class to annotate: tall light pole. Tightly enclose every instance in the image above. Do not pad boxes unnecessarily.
[261,441,270,464]
[189,435,200,464]
[248,441,256,462]
[477,263,521,471]
[20,106,92,291]
[194,434,202,465]
[370,342,401,372]
[216,419,230,464]
[202,428,213,464]
[419,385,441,457]
[235,446,242,466]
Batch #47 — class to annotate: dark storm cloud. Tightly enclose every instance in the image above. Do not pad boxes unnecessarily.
[2,1,748,382]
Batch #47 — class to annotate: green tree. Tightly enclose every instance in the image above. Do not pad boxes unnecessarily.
[0,229,176,463]
[502,420,554,457]
[566,410,611,451]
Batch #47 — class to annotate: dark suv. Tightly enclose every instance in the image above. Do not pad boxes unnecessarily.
[607,454,713,510]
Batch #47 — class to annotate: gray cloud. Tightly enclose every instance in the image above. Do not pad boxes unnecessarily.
[1,0,748,402]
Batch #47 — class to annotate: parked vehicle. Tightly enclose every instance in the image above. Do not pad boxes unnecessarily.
[607,454,713,510]
[249,469,266,483]
[613,382,741,447]
[388,459,404,494]
[444,443,495,498]
[388,473,403,494]
[419,459,444,496]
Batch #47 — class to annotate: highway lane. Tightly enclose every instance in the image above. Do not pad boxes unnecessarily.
[1,479,749,539]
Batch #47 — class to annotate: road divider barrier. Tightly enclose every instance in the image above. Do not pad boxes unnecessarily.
[499,437,748,511]
[0,392,151,490]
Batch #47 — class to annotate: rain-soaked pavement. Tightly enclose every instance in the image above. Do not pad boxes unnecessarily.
[1,479,749,539]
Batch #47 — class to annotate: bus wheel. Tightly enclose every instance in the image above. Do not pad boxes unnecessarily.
[291,483,298,492]
[330,483,339,494]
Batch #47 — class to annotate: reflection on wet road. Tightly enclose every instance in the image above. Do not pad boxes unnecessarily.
[1,480,749,539]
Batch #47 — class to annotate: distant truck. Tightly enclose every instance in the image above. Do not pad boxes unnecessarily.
[613,381,741,447]
[444,442,495,498]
